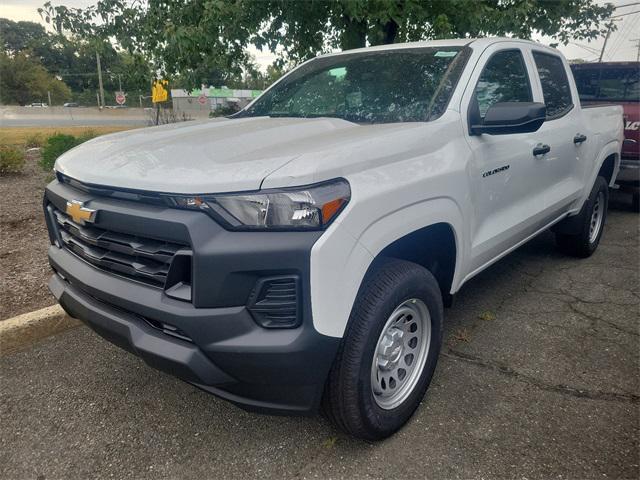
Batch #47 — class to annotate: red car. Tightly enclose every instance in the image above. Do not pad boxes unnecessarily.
[572,62,639,210]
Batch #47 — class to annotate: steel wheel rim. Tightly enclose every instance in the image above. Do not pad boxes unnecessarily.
[370,298,431,410]
[589,191,605,243]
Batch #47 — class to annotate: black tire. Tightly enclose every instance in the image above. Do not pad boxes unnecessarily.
[632,192,640,213]
[321,258,443,441]
[555,176,608,258]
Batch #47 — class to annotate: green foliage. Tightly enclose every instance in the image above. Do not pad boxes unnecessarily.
[40,130,98,171]
[38,0,615,90]
[40,133,78,171]
[0,18,48,54]
[0,145,26,174]
[0,52,72,105]
[1,15,153,106]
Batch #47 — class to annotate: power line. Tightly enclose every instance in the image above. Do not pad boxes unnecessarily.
[615,2,640,9]
[569,42,601,55]
[609,14,640,58]
[55,72,99,77]
[608,16,631,57]
[612,9,640,18]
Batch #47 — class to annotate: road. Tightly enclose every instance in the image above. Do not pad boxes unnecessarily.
[0,106,150,127]
[1,195,638,479]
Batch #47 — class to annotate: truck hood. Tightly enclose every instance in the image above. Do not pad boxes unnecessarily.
[54,116,363,193]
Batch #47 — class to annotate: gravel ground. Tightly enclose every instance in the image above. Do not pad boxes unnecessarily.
[0,151,54,320]
[1,193,638,480]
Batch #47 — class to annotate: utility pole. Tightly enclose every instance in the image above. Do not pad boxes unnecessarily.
[632,38,640,61]
[599,27,612,62]
[96,51,105,109]
[47,91,52,107]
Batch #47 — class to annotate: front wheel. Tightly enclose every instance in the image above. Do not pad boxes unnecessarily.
[322,258,443,440]
[556,176,609,258]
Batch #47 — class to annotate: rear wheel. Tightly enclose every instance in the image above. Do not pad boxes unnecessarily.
[555,176,608,258]
[322,258,443,440]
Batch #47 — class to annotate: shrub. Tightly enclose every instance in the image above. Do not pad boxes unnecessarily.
[209,105,239,118]
[39,130,101,171]
[0,145,26,174]
[40,133,79,171]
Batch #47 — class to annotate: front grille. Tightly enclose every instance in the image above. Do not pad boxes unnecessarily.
[52,208,189,287]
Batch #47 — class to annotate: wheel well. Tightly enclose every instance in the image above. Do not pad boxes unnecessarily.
[375,223,456,300]
[598,154,616,186]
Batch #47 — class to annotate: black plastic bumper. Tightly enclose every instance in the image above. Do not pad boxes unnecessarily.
[44,180,341,414]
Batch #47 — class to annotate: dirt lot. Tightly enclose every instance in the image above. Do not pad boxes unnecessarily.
[0,150,53,319]
[0,193,638,479]
[0,126,135,320]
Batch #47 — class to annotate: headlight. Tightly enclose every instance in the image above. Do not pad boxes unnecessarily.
[170,179,350,230]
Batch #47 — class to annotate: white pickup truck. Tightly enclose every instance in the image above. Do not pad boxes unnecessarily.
[45,38,623,440]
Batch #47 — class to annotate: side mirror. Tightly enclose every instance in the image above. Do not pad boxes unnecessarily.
[470,102,546,135]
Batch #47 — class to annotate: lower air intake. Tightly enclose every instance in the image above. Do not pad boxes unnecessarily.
[247,276,301,328]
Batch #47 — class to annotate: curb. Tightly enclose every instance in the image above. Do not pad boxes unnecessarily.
[0,305,81,355]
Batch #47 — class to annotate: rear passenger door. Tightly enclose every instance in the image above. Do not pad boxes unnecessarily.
[528,49,585,214]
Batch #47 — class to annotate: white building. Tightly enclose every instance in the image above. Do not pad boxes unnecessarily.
[171,87,263,115]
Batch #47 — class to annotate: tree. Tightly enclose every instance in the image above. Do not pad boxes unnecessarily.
[0,52,71,105]
[1,16,154,106]
[0,19,48,54]
[39,0,615,90]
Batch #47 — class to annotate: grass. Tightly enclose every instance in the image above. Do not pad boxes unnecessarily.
[0,145,25,173]
[0,126,137,148]
[448,327,472,348]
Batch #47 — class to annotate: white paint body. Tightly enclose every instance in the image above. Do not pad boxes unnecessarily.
[55,38,623,338]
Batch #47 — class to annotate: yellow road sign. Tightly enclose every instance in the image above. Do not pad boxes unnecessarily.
[152,80,168,103]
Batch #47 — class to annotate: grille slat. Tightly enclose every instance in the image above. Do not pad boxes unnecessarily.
[53,208,188,287]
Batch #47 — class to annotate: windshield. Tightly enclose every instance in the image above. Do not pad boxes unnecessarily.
[239,47,471,124]
[572,65,639,102]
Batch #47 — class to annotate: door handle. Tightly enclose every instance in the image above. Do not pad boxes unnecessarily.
[573,133,587,144]
[533,144,551,156]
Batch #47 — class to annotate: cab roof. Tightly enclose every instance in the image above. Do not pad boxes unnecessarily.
[317,37,557,58]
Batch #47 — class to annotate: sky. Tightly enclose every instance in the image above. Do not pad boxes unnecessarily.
[2,0,639,70]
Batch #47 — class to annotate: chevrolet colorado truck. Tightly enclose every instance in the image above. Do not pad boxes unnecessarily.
[44,38,623,440]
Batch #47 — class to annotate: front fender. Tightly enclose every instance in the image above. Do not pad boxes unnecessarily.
[309,197,464,338]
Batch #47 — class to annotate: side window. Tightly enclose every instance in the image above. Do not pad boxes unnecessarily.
[532,52,573,118]
[474,50,533,117]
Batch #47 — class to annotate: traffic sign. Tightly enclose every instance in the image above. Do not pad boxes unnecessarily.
[152,80,169,103]
[115,91,126,105]
[198,94,207,105]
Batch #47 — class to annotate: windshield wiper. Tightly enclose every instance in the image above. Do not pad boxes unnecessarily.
[270,112,374,124]
[240,111,374,124]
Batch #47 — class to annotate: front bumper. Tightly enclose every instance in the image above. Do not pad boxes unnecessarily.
[44,180,340,414]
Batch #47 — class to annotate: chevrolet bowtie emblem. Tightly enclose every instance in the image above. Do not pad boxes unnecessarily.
[65,200,97,225]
